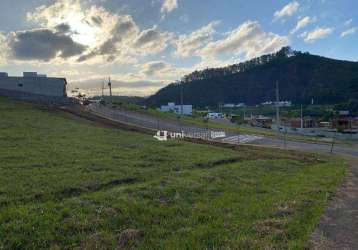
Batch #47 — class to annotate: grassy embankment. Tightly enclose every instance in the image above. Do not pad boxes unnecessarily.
[0,97,346,249]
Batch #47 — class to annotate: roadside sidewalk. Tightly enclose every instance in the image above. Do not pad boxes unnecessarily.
[310,157,358,249]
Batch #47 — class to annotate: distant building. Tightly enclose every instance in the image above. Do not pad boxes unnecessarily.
[245,115,272,128]
[206,112,224,119]
[262,101,292,107]
[0,72,67,98]
[319,121,332,128]
[276,101,292,107]
[160,102,193,115]
[223,103,246,108]
[333,111,357,131]
[290,118,317,129]
[223,104,235,108]
[339,110,350,116]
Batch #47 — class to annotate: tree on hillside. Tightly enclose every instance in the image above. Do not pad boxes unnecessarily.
[146,47,358,112]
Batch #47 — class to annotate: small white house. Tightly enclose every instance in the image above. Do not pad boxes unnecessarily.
[276,101,292,107]
[160,102,193,115]
[223,103,245,108]
[262,101,292,107]
[207,112,224,119]
[223,104,235,108]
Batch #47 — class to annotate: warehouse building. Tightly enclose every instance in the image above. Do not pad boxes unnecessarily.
[0,72,67,98]
[160,102,193,115]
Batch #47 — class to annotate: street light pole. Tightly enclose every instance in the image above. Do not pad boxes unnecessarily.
[180,82,184,116]
[300,104,303,129]
[331,130,336,154]
[275,81,281,137]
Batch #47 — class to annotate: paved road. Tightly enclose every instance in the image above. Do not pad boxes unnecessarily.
[88,104,358,157]
[257,136,358,157]
[222,135,263,144]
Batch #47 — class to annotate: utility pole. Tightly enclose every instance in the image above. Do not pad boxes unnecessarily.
[108,77,112,104]
[275,81,280,135]
[331,130,336,154]
[300,104,303,129]
[101,80,104,98]
[284,121,287,149]
[180,82,184,116]
[331,113,337,154]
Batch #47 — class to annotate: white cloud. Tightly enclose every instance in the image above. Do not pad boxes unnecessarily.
[67,61,190,96]
[300,27,334,43]
[133,26,173,55]
[344,19,353,26]
[2,0,172,65]
[291,16,317,34]
[0,33,8,65]
[274,1,300,20]
[25,0,131,63]
[140,61,189,80]
[141,61,169,76]
[161,0,178,14]
[173,21,220,57]
[199,21,289,61]
[193,57,238,71]
[340,27,356,38]
[70,77,167,97]
[7,28,87,62]
[27,0,118,49]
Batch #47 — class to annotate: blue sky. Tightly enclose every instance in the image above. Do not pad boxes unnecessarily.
[0,0,357,96]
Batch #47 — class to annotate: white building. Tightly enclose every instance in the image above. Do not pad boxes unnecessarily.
[160,102,193,115]
[0,72,67,97]
[262,101,292,107]
[206,112,224,119]
[223,103,245,108]
[276,101,292,107]
[223,104,235,108]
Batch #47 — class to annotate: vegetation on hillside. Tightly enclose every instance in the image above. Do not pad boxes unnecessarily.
[0,98,346,249]
[146,47,358,114]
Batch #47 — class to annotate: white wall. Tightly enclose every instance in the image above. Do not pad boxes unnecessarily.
[160,104,193,115]
[0,76,66,97]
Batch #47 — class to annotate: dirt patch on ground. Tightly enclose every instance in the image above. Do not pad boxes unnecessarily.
[75,232,113,250]
[117,229,144,249]
[310,157,358,249]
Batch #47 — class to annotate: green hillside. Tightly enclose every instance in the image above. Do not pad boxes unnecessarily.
[146,47,358,113]
[0,97,346,249]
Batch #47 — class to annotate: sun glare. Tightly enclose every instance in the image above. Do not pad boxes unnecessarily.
[62,11,97,47]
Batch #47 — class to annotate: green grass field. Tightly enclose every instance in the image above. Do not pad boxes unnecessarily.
[0,97,346,249]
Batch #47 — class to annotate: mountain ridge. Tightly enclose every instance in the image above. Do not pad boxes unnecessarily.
[146,47,358,112]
